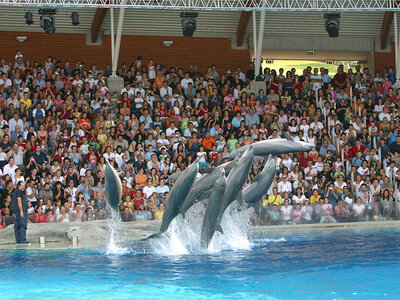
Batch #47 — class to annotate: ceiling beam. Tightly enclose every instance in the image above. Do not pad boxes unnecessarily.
[1,0,400,11]
[236,11,252,47]
[91,8,109,43]
[381,11,394,49]
[236,0,254,47]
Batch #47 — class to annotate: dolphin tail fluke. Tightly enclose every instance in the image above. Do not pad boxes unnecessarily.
[142,232,163,241]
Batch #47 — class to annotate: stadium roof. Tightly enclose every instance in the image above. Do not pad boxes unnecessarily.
[0,2,398,51]
[0,0,400,11]
[0,8,398,41]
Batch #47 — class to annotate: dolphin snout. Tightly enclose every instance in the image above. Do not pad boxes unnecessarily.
[302,142,314,151]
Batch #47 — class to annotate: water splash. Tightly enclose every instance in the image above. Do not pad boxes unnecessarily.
[105,209,129,255]
[208,202,253,253]
[149,201,254,255]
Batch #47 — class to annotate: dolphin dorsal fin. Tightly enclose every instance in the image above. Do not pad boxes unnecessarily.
[282,132,294,142]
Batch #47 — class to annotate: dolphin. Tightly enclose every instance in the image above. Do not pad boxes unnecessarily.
[104,160,122,211]
[200,172,227,250]
[168,159,237,184]
[180,160,238,216]
[160,159,199,232]
[242,155,276,204]
[216,147,254,229]
[220,135,313,162]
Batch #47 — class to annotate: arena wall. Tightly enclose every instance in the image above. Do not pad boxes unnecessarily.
[0,31,250,72]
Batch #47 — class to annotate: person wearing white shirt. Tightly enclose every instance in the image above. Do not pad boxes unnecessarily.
[314,158,324,173]
[156,135,170,151]
[160,81,173,99]
[8,113,24,140]
[386,162,399,179]
[134,86,145,97]
[143,180,157,199]
[166,123,178,138]
[181,73,194,89]
[0,73,12,91]
[304,161,318,181]
[280,199,293,223]
[134,94,144,109]
[310,68,323,91]
[299,120,310,135]
[121,84,135,98]
[310,118,324,135]
[103,148,116,161]
[84,74,95,88]
[3,157,17,177]
[379,109,391,121]
[281,155,293,170]
[277,177,292,195]
[275,156,282,172]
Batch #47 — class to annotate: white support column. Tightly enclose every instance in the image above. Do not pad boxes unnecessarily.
[252,11,257,62]
[110,7,115,66]
[395,12,399,82]
[255,2,266,76]
[112,8,125,76]
[398,12,400,84]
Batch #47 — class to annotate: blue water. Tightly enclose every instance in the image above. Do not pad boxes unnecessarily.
[2,227,400,299]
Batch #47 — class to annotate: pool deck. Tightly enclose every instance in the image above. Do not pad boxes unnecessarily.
[0,220,399,250]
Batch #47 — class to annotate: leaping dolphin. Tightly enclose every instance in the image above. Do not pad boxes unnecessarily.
[180,160,238,217]
[104,160,122,210]
[220,135,313,162]
[242,154,276,204]
[200,172,227,250]
[160,159,199,232]
[216,147,254,229]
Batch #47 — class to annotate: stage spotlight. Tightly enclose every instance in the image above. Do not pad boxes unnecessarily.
[25,11,33,25]
[71,12,79,26]
[324,13,340,38]
[40,15,56,34]
[180,12,198,37]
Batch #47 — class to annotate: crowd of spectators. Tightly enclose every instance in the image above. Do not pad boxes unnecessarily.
[0,50,399,228]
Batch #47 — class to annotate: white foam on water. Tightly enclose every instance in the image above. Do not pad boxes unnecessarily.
[149,201,254,255]
[105,209,129,255]
[208,202,253,253]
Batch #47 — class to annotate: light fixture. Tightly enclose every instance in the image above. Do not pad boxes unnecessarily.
[40,15,56,34]
[163,40,174,47]
[71,12,79,26]
[16,36,27,42]
[180,12,198,37]
[25,11,33,25]
[324,13,340,38]
[38,8,57,34]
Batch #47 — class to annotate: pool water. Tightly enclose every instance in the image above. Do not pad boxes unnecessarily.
[2,227,400,299]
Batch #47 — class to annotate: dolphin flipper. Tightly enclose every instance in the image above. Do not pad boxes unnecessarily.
[168,172,181,182]
[200,167,216,174]
[215,223,224,235]
[236,192,243,205]
[89,186,105,193]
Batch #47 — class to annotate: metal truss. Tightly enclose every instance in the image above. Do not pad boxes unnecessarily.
[0,0,400,11]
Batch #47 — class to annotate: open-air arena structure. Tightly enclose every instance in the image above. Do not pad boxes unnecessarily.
[1,0,400,298]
